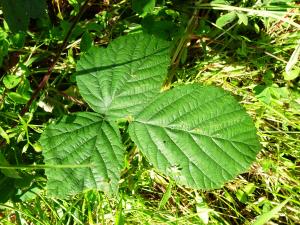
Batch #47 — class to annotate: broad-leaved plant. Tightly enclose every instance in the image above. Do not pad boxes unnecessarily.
[40,32,260,198]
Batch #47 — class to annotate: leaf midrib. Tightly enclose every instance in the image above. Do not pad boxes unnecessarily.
[132,120,258,147]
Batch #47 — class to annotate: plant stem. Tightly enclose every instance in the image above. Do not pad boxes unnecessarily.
[195,3,300,29]
[0,164,93,169]
[0,0,92,148]
[164,9,199,87]
[20,0,92,116]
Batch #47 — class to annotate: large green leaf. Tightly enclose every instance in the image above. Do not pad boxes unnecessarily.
[129,84,260,189]
[40,112,124,197]
[76,32,170,119]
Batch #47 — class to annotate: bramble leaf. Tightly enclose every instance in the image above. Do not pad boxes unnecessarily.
[41,33,260,198]
[40,112,124,198]
[76,32,170,119]
[129,84,260,189]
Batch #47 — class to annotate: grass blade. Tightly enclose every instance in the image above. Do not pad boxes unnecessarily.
[252,198,291,225]
[158,180,173,209]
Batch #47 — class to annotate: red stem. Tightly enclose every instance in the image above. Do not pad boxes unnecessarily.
[20,0,91,116]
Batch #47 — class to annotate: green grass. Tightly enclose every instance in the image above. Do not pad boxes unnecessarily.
[0,0,299,224]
